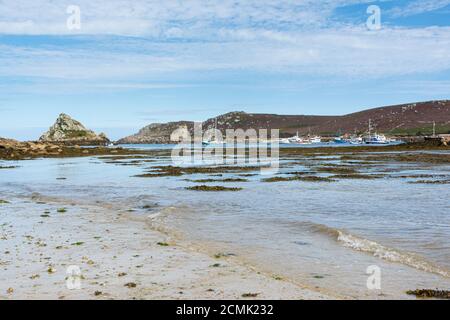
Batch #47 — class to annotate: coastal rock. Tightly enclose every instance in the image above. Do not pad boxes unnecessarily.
[0,138,63,159]
[117,121,194,144]
[0,137,135,160]
[40,113,109,146]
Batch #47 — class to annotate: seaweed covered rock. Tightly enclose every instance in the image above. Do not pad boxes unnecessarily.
[40,113,109,146]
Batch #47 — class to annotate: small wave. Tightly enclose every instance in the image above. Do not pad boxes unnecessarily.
[302,222,450,278]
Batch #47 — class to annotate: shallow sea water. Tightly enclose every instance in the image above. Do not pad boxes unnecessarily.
[1,145,449,299]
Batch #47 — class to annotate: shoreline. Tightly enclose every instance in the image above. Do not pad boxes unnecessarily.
[1,145,449,300]
[0,195,333,300]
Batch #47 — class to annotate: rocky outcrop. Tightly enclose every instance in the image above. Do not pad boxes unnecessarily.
[0,137,138,160]
[117,121,194,144]
[40,113,110,146]
[0,138,64,159]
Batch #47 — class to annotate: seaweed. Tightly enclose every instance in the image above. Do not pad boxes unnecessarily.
[186,185,243,192]
[406,289,450,299]
[332,174,384,180]
[187,178,248,183]
[316,166,358,174]
[262,175,334,183]
[242,293,259,298]
[135,165,266,178]
[408,180,450,184]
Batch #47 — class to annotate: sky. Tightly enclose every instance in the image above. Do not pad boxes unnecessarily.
[0,0,449,140]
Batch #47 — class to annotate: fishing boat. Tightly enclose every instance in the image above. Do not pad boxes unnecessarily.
[288,132,309,144]
[309,136,322,144]
[365,134,389,144]
[364,119,389,144]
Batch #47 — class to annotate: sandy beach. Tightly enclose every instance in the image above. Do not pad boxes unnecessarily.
[0,195,332,300]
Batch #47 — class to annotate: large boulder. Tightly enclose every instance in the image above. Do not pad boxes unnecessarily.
[40,113,109,146]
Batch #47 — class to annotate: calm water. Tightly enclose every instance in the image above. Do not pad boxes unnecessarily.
[1,145,449,299]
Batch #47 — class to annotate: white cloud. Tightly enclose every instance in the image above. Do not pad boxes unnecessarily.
[0,0,375,36]
[0,0,449,94]
[1,25,450,82]
[389,0,450,17]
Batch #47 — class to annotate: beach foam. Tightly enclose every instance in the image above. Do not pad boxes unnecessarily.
[303,222,450,278]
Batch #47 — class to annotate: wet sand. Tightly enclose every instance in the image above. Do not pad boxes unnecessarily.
[0,197,332,300]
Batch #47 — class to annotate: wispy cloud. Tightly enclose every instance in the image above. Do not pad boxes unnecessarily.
[389,0,450,18]
[1,26,450,84]
[0,0,449,96]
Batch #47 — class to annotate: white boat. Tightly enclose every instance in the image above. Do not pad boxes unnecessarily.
[364,119,389,144]
[309,136,322,144]
[349,136,363,145]
[365,134,389,144]
[288,132,309,144]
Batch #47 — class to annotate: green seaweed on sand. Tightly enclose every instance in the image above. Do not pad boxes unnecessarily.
[0,200,9,204]
[0,166,18,169]
[242,293,259,298]
[186,185,243,192]
[157,242,169,246]
[406,289,450,299]
[214,252,236,258]
[71,242,84,246]
[57,208,67,213]
[124,282,137,288]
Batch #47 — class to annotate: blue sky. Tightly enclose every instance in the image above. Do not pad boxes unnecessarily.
[0,0,449,140]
